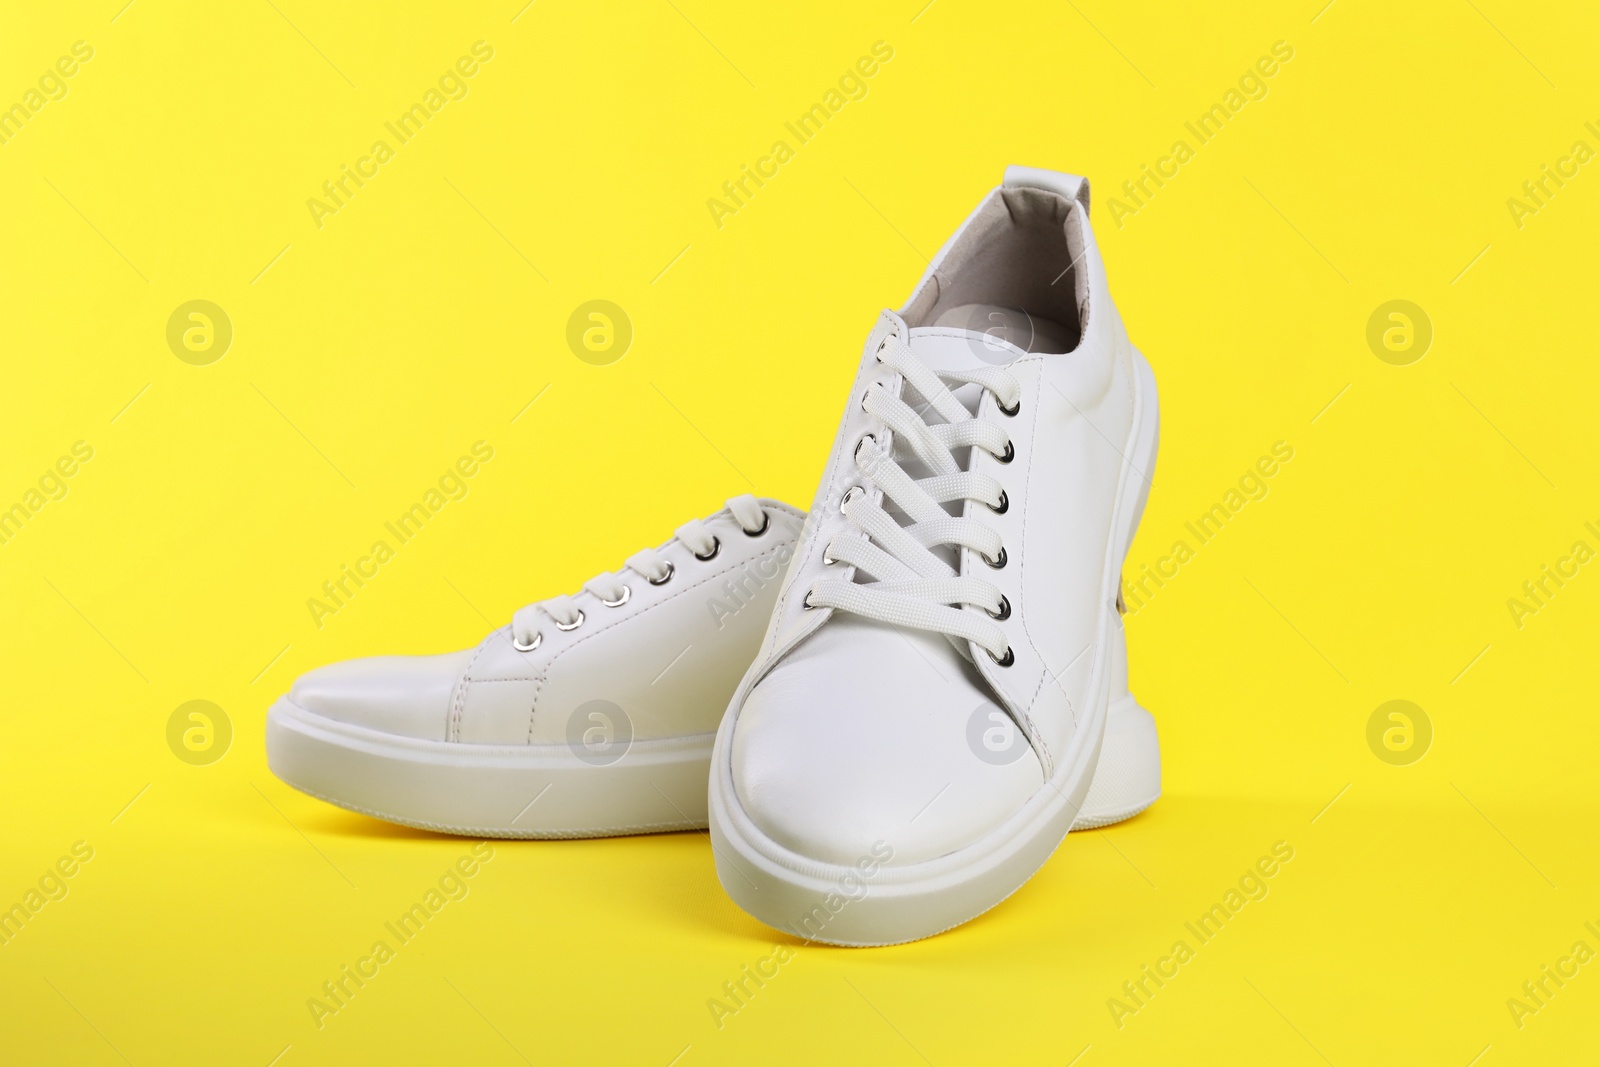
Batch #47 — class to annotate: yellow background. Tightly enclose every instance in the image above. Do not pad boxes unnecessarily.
[2,0,1597,1063]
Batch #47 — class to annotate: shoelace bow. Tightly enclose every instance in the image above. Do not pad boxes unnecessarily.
[510,495,769,651]
[805,328,1021,665]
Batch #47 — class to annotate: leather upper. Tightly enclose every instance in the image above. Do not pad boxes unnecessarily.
[288,499,806,745]
[731,617,1044,865]
[291,651,471,740]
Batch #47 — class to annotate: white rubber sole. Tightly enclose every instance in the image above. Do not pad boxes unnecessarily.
[706,349,1161,945]
[264,692,1157,839]
[265,698,715,838]
[1076,695,1161,830]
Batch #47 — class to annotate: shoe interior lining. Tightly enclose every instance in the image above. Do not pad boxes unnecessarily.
[903,186,1088,355]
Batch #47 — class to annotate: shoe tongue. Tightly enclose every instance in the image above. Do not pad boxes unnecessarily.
[888,327,1019,578]
[905,327,1024,423]
[907,326,1028,377]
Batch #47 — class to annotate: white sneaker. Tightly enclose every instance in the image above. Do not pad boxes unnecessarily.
[267,489,1159,840]
[708,166,1161,943]
[267,495,805,837]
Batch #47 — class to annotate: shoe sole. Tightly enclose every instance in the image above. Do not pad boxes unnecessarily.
[265,697,716,838]
[264,691,1157,839]
[1075,694,1161,830]
[706,348,1161,945]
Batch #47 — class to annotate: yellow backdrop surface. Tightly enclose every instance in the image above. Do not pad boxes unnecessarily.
[2,1,1597,1063]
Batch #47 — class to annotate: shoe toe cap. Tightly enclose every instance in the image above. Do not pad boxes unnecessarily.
[730,619,1044,867]
[288,651,471,740]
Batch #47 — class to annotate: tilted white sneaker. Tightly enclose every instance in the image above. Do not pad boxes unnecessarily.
[708,166,1162,943]
[267,496,806,837]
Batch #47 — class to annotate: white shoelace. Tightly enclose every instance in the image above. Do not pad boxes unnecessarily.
[805,328,1021,664]
[510,495,770,651]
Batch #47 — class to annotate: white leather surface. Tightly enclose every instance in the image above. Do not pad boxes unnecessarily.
[290,651,472,741]
[457,513,803,745]
[731,616,1044,865]
[288,500,806,748]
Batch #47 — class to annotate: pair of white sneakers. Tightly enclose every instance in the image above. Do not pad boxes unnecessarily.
[267,166,1161,946]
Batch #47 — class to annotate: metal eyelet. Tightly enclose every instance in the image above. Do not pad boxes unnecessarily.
[988,595,1011,621]
[648,562,675,585]
[744,513,770,537]
[840,486,865,513]
[512,632,542,652]
[988,646,1015,667]
[555,610,586,631]
[601,586,631,608]
[997,441,1015,464]
[802,590,817,609]
[989,490,1008,515]
[856,433,876,458]
[695,537,721,562]
[860,390,872,413]
[998,396,1020,417]
[984,546,1008,569]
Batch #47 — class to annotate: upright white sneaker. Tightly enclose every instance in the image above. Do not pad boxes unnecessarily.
[708,166,1162,943]
[266,487,1159,840]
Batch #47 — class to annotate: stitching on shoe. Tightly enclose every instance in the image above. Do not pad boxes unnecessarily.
[1020,669,1055,776]
[1029,712,1053,773]
[449,633,496,742]
[525,669,547,745]
[1025,636,1077,736]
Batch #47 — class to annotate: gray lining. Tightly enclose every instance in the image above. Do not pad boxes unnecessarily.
[903,186,1088,355]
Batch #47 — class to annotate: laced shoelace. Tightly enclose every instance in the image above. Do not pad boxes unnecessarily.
[805,327,1021,665]
[510,495,770,652]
